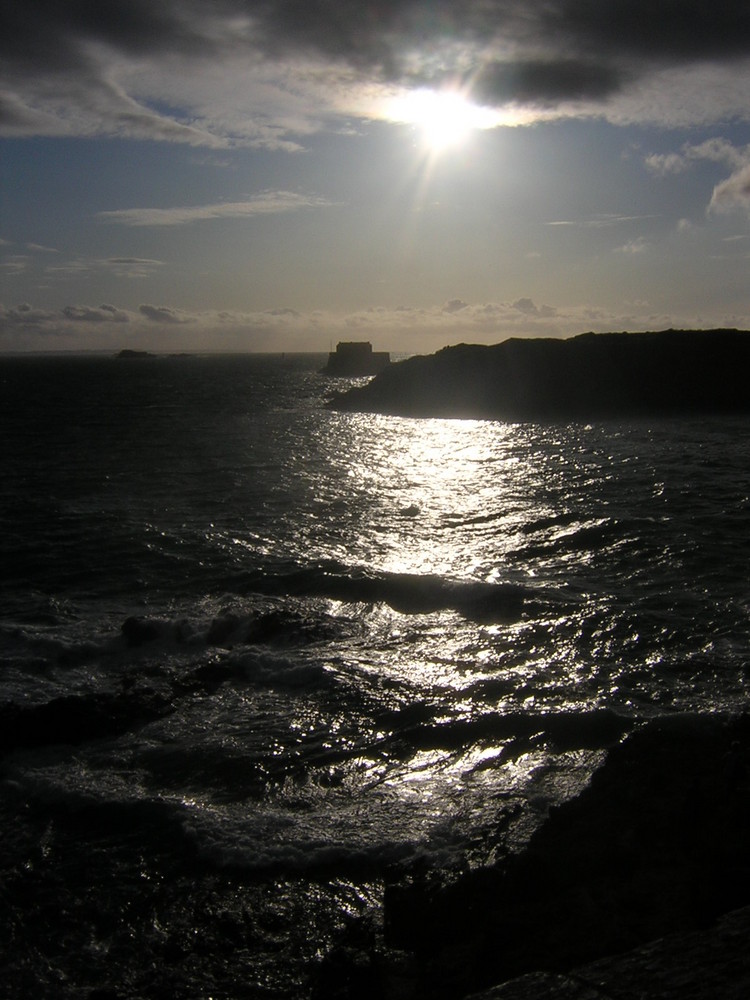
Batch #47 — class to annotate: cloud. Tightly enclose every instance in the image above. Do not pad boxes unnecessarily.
[106,257,163,265]
[471,58,624,106]
[644,137,750,214]
[552,0,750,62]
[104,257,164,278]
[547,213,653,228]
[0,255,31,275]
[442,298,469,313]
[710,164,750,214]
[4,294,750,354]
[98,192,333,226]
[62,304,129,323]
[644,152,690,176]
[37,254,165,280]
[512,297,557,316]
[139,304,191,324]
[615,237,649,254]
[3,2,750,146]
[646,137,749,175]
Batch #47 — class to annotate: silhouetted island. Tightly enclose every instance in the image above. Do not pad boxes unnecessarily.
[327,329,750,419]
[116,349,152,359]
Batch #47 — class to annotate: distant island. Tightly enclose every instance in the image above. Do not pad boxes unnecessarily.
[116,349,152,359]
[115,350,193,359]
[327,329,750,419]
[322,340,391,376]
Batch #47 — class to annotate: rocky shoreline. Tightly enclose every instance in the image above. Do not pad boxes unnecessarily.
[314,713,750,999]
[327,329,750,420]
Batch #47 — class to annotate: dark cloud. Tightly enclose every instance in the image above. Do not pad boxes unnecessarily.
[244,1,750,84]
[2,0,750,137]
[556,0,750,62]
[472,58,624,105]
[0,0,209,76]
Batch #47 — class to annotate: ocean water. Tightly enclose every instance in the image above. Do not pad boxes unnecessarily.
[1,353,749,998]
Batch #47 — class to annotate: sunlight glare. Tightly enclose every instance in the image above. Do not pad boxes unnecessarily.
[388,88,501,153]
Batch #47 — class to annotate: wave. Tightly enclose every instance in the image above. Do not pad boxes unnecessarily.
[510,517,625,560]
[230,563,525,622]
[186,816,422,877]
[383,707,633,757]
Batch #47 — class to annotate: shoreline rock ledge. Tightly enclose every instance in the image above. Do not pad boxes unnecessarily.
[327,329,750,420]
[384,713,750,999]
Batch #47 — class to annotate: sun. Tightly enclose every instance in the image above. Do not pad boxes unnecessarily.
[387,87,501,154]
[407,90,473,151]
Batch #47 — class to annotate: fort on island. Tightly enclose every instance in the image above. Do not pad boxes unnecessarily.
[322,340,390,376]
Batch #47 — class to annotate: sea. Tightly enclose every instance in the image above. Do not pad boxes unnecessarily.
[1,352,749,998]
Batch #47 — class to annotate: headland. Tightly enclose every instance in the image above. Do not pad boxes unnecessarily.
[327,329,750,419]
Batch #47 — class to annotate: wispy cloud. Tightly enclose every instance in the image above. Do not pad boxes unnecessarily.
[98,192,333,227]
[44,255,164,278]
[547,214,655,228]
[104,257,164,278]
[0,255,31,275]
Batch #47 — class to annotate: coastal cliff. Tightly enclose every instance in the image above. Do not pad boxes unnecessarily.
[328,329,750,419]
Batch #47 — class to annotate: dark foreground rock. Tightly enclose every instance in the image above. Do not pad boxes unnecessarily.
[471,904,750,999]
[328,329,750,420]
[380,713,750,999]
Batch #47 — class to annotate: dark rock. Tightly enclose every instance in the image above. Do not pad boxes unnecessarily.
[206,613,242,645]
[121,615,163,647]
[386,713,750,998]
[244,608,340,646]
[0,689,173,753]
[329,329,750,420]
[472,904,750,999]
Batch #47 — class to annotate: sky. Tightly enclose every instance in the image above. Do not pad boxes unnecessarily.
[3,0,750,354]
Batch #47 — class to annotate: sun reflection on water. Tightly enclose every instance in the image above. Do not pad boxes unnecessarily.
[316,412,527,580]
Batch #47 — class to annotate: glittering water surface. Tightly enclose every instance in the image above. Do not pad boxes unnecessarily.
[1,354,749,997]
